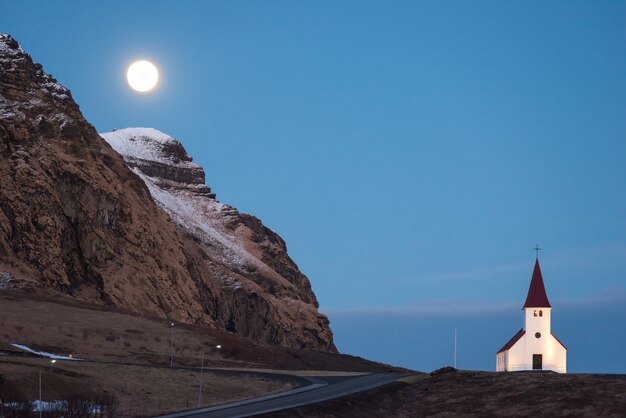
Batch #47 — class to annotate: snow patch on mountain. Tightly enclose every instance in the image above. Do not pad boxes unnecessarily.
[132,166,249,267]
[0,33,72,118]
[100,128,274,281]
[102,128,199,169]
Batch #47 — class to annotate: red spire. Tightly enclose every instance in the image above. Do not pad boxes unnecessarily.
[522,258,551,309]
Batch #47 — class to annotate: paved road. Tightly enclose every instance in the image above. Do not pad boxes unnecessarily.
[158,372,405,418]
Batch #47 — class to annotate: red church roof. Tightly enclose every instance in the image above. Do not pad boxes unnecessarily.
[497,328,525,354]
[522,258,551,309]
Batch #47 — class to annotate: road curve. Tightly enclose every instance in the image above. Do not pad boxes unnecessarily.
[157,372,405,418]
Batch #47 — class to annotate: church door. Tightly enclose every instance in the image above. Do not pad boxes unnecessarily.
[532,354,542,370]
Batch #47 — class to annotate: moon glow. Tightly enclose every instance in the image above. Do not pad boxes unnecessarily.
[127,60,159,92]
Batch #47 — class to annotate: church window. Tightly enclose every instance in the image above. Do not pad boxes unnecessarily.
[535,332,541,339]
[539,310,543,317]
[533,310,537,317]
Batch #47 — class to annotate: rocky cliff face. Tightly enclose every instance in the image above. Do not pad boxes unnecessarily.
[0,33,335,352]
[101,128,331,348]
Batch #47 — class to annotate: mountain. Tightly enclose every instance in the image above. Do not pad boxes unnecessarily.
[0,33,335,352]
[101,127,334,350]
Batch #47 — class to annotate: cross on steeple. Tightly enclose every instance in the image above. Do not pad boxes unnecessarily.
[533,244,541,258]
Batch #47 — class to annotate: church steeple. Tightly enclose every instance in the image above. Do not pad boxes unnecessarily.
[497,254,566,373]
[523,258,551,308]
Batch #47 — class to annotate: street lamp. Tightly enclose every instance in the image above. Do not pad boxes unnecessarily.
[169,322,175,368]
[198,345,221,407]
[38,367,42,418]
[39,359,56,418]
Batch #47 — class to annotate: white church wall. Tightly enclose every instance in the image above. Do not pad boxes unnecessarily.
[524,307,550,368]
[502,328,566,373]
[506,334,528,372]
[545,334,567,373]
[524,308,551,336]
[496,352,505,372]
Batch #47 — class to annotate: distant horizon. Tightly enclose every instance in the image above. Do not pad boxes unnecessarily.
[329,297,625,374]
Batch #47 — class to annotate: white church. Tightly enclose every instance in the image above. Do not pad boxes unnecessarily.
[496,258,567,373]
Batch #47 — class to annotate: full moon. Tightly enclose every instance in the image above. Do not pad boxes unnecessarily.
[127,60,159,92]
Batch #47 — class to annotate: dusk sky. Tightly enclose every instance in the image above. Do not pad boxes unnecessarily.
[2,1,624,373]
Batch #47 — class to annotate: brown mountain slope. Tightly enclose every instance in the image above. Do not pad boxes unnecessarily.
[0,33,334,352]
[100,127,333,350]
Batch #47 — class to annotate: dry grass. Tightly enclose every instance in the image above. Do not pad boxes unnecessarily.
[0,289,405,373]
[0,345,296,417]
[0,290,229,369]
[264,369,626,418]
[0,289,407,416]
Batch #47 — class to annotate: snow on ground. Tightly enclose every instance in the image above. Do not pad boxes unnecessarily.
[11,344,82,361]
[4,401,100,415]
[5,400,103,414]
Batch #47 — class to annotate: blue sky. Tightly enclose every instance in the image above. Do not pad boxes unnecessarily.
[2,1,625,372]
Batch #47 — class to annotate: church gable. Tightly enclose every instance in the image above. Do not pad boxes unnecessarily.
[497,328,525,354]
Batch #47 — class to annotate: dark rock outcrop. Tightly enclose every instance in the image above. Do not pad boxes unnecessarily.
[0,33,335,352]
